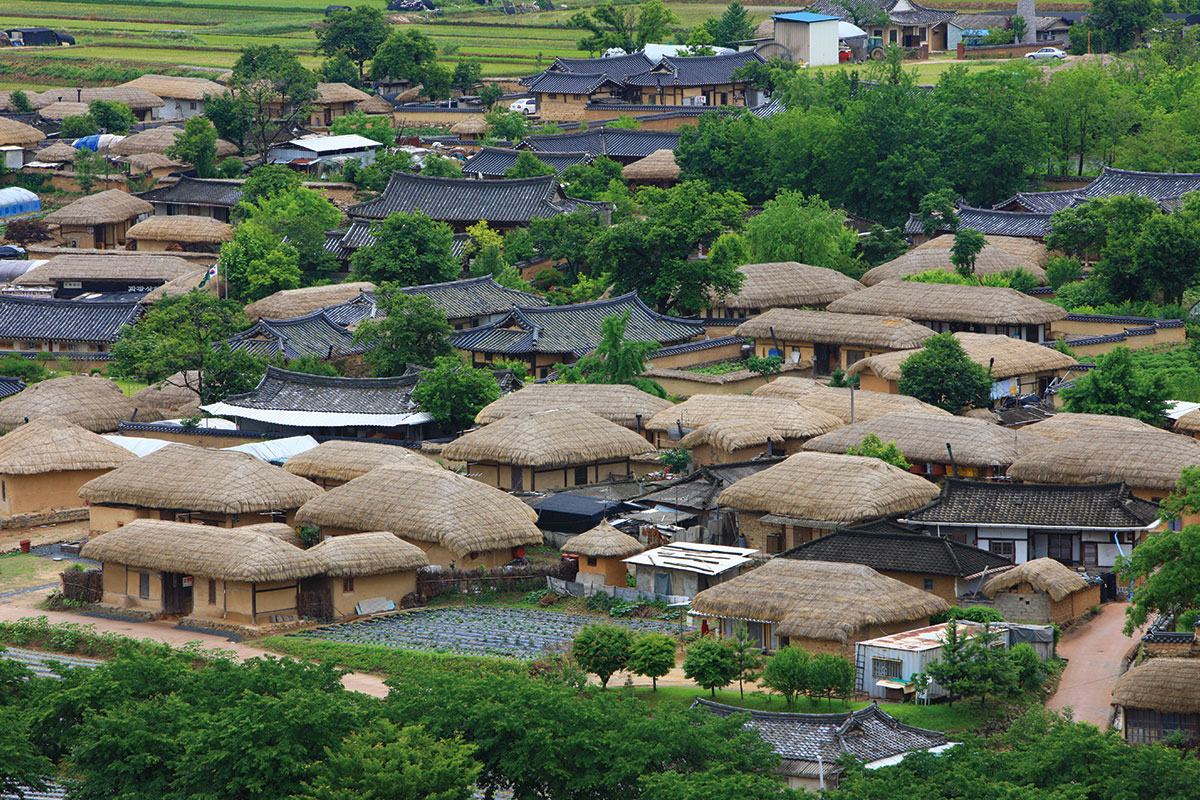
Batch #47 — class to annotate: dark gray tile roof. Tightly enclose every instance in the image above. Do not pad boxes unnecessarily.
[623,50,764,88]
[904,206,1053,237]
[809,0,954,25]
[220,365,423,414]
[903,479,1161,529]
[1064,312,1183,328]
[994,167,1200,215]
[402,275,548,320]
[0,785,66,800]
[0,376,23,398]
[995,189,1086,213]
[750,97,785,118]
[780,526,1013,577]
[137,177,243,208]
[651,334,746,358]
[693,699,947,767]
[525,71,621,95]
[462,147,593,178]
[448,291,706,357]
[0,295,142,343]
[222,310,368,360]
[536,52,656,83]
[635,458,784,511]
[346,172,594,224]
[522,128,681,158]
[321,293,378,327]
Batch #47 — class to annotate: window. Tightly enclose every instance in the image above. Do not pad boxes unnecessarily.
[846,349,866,366]
[1,480,5,502]
[1047,534,1073,563]
[989,540,1015,560]
[547,93,557,99]
[189,101,197,110]
[342,577,355,593]
[138,572,150,599]
[872,658,903,679]
[586,556,598,567]
[1082,542,1098,567]
[1169,517,1183,531]
[208,578,216,605]
[923,578,935,591]
[574,466,589,485]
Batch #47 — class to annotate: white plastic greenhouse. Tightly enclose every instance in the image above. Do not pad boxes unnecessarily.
[0,187,40,220]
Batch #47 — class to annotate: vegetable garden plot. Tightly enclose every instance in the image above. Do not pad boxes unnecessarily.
[288,606,689,660]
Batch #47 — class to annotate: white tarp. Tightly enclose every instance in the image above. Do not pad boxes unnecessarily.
[101,435,177,457]
[200,402,432,429]
[839,21,868,39]
[224,435,319,464]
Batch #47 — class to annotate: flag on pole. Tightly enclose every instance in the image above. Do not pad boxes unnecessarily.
[198,264,219,288]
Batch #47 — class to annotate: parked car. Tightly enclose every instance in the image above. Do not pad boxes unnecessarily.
[509,98,535,115]
[1025,47,1066,60]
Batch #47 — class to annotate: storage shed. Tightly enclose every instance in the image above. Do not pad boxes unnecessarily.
[854,621,987,701]
[566,520,644,588]
[981,558,1099,624]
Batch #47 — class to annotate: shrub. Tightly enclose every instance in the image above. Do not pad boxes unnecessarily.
[930,605,1005,625]
[1045,255,1083,290]
[0,357,48,383]
[571,623,632,688]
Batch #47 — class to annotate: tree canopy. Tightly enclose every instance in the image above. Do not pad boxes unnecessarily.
[354,288,454,376]
[411,355,501,432]
[350,211,460,286]
[898,332,992,413]
[1059,345,1170,425]
[314,5,388,78]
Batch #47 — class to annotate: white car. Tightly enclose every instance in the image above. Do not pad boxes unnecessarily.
[509,97,536,115]
[1025,47,1066,60]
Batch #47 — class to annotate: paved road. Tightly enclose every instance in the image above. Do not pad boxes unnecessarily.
[1047,602,1137,728]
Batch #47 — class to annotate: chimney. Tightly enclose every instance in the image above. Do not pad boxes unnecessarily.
[1016,0,1037,44]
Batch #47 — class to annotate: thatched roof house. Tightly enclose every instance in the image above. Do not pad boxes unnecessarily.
[645,395,843,450]
[37,101,91,121]
[752,381,952,424]
[860,243,1047,286]
[16,253,197,290]
[746,376,824,400]
[715,262,865,315]
[245,282,376,322]
[736,309,934,351]
[690,558,950,654]
[1026,411,1163,441]
[680,418,784,456]
[129,372,201,417]
[1008,428,1200,493]
[916,232,1050,267]
[717,452,941,553]
[294,463,543,567]
[125,152,184,176]
[44,190,153,226]
[34,86,164,114]
[802,411,1054,476]
[0,376,147,432]
[826,281,1065,330]
[109,126,239,158]
[442,408,654,490]
[308,531,429,575]
[569,519,644,588]
[450,115,487,136]
[981,557,1098,624]
[622,149,679,186]
[282,440,441,488]
[79,444,324,534]
[474,383,671,431]
[358,94,396,115]
[121,74,224,102]
[34,141,78,163]
[0,116,45,147]
[1112,659,1200,744]
[126,215,233,250]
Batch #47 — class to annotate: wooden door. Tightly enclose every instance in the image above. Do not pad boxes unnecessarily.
[161,572,192,615]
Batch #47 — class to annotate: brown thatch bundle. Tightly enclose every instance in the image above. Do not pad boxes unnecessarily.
[141,268,214,302]
[18,253,196,286]
[126,215,233,244]
[308,531,429,575]
[718,451,940,522]
[847,332,1079,382]
[862,244,1046,286]
[283,440,441,483]
[450,115,487,135]
[109,127,238,158]
[802,411,1053,468]
[317,82,371,104]
[44,190,153,226]
[1171,410,1200,434]
[0,116,46,147]
[982,557,1090,601]
[38,101,91,121]
[735,309,934,350]
[645,395,843,440]
[78,444,324,513]
[475,383,671,429]
[80,519,321,582]
[35,141,78,163]
[125,153,183,173]
[245,282,375,322]
[622,149,679,181]
[679,418,783,452]
[0,376,145,432]
[746,376,825,400]
[0,416,135,474]
[718,262,864,312]
[121,74,224,102]
[242,521,306,548]
[827,281,1064,325]
[566,520,643,558]
[753,382,951,424]
[1112,658,1200,714]
[357,94,396,115]
[1030,411,1163,441]
[443,408,654,467]
[691,559,950,642]
[130,372,201,415]
[294,464,543,557]
[916,233,1050,268]
[1007,428,1200,490]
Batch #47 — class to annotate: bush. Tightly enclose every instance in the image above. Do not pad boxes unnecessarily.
[571,623,632,688]
[1176,609,1200,633]
[930,605,1005,625]
[1045,255,1083,290]
[0,357,48,383]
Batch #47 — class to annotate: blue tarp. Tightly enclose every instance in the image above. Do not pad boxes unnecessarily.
[72,134,102,152]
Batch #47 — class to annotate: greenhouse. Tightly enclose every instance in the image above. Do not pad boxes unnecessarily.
[0,187,39,220]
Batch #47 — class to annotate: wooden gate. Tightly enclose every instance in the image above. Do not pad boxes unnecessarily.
[161,572,192,616]
[298,577,334,621]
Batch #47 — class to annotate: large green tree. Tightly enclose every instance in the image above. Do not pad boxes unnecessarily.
[1133,194,1200,304]
[351,211,460,286]
[1060,345,1170,425]
[218,223,302,303]
[555,311,664,397]
[683,638,739,697]
[743,189,860,275]
[569,2,637,54]
[231,44,318,161]
[88,99,135,134]
[314,5,389,78]
[636,0,679,46]
[370,30,438,84]
[505,151,556,179]
[202,91,252,151]
[572,624,633,688]
[897,332,992,413]
[236,186,342,283]
[354,289,453,375]
[411,355,501,432]
[1121,466,1200,633]
[166,115,219,178]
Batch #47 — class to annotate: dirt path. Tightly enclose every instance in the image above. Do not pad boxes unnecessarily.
[1047,602,1137,728]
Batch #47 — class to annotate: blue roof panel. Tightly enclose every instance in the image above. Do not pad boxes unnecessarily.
[771,11,840,22]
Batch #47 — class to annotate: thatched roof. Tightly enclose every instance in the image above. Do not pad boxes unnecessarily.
[109,127,238,158]
[1007,428,1200,490]
[735,309,934,350]
[752,382,952,424]
[916,233,1050,268]
[294,464,543,557]
[1112,658,1200,714]
[80,519,321,582]
[691,559,950,641]
[317,82,371,104]
[443,408,653,467]
[18,253,196,286]
[125,152,183,173]
[38,101,91,121]
[0,416,135,475]
[847,332,1079,382]
[34,86,164,110]
[646,395,844,440]
[0,116,45,147]
[35,141,78,163]
[243,521,306,548]
[450,115,487,135]
[44,190,153,226]
[1171,410,1200,434]
[622,149,680,181]
[78,444,324,513]
[283,440,441,483]
[803,412,1053,469]
[567,520,644,558]
[679,418,784,452]
[126,215,233,244]
[982,557,1090,601]
[827,281,1065,325]
[0,376,146,432]
[474,383,671,429]
[142,268,215,302]
[308,531,429,576]
[245,282,375,322]
[122,74,225,101]
[129,372,201,415]
[1029,412,1163,441]
[861,243,1047,286]
[357,94,396,115]
[718,452,940,522]
[717,262,863,312]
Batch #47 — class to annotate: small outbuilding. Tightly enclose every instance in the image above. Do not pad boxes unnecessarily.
[565,520,644,589]
[981,558,1099,624]
[854,622,988,701]
[0,187,40,220]
[129,371,201,419]
[679,418,787,466]
[43,190,153,250]
[125,215,233,252]
[1112,658,1200,745]
[307,531,429,617]
[707,261,865,318]
[621,149,680,189]
[283,439,441,488]
[625,541,758,599]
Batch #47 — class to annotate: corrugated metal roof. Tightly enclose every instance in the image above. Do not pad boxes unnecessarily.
[623,542,759,575]
[0,295,142,343]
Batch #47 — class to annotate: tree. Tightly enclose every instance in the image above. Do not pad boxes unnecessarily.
[681,28,717,56]
[422,154,463,177]
[744,190,860,275]
[949,228,986,279]
[236,186,342,282]
[917,189,959,238]
[701,2,756,49]
[315,6,388,78]
[88,99,134,134]
[1041,62,1134,176]
[759,645,810,706]
[346,149,415,192]
[858,225,908,266]
[219,224,302,302]
[898,331,992,413]
[451,60,483,94]
[166,115,219,178]
[73,149,109,194]
[0,706,51,798]
[683,637,738,697]
[1133,195,1200,305]
[805,652,854,708]
[1121,467,1200,634]
[485,108,531,142]
[676,111,773,204]
[637,0,679,46]
[1088,0,1162,52]
[421,63,453,101]
[203,343,271,401]
[318,51,362,88]
[241,164,301,206]
[504,212,602,281]
[839,0,890,27]
[231,44,318,161]
[641,768,805,800]
[354,289,453,375]
[371,30,438,84]
[108,290,250,402]
[555,311,663,397]
[572,623,633,688]
[351,211,460,286]
[626,633,676,691]
[1060,345,1169,425]
[728,622,762,699]
[707,231,750,272]
[411,355,501,432]
[59,114,97,139]
[845,432,909,470]
[8,90,30,114]
[923,622,1019,707]
[330,110,395,145]
[1045,256,1083,290]
[1011,13,1028,43]
[202,91,252,151]
[569,2,636,54]
[4,219,51,246]
[560,156,625,201]
[505,151,556,179]
[1088,194,1159,301]
[480,83,504,110]
[746,355,781,380]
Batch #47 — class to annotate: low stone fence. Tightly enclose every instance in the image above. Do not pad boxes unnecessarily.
[418,562,575,599]
[0,508,87,531]
[957,41,1060,59]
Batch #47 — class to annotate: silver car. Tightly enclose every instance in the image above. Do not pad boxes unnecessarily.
[1025,47,1066,60]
